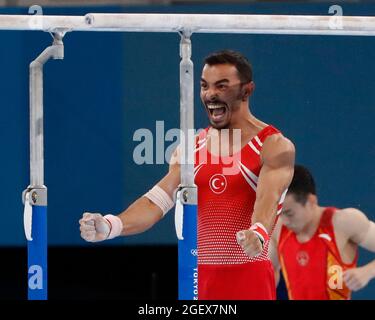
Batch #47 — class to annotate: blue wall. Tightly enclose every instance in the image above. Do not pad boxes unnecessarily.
[0,3,374,299]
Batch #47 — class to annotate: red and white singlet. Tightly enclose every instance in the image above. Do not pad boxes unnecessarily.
[194,125,285,300]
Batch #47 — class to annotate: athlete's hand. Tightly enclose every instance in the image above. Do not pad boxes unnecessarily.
[343,266,373,291]
[79,212,111,242]
[236,229,263,258]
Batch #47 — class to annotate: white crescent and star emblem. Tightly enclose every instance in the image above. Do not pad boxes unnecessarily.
[209,174,227,194]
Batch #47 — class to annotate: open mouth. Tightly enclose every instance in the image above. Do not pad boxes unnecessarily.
[207,103,227,122]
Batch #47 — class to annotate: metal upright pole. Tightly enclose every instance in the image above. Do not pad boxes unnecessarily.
[23,32,64,300]
[175,30,198,300]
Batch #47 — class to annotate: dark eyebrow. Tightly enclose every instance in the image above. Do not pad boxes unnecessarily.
[283,209,292,215]
[200,78,230,84]
[215,79,230,85]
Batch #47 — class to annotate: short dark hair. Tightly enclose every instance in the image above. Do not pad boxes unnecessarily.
[204,50,253,83]
[288,165,317,205]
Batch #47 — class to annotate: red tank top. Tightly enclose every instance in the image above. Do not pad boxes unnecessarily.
[278,207,358,300]
[194,125,285,265]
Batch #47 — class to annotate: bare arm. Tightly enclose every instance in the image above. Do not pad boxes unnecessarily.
[117,159,180,235]
[80,148,181,241]
[269,218,283,286]
[335,208,375,291]
[334,208,375,252]
[252,134,295,232]
[236,134,295,258]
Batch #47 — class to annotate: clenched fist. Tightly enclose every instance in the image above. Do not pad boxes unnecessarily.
[343,266,373,292]
[79,212,111,242]
[236,229,263,258]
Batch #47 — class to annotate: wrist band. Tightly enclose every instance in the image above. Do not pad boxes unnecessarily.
[144,185,175,216]
[250,222,270,248]
[104,214,123,239]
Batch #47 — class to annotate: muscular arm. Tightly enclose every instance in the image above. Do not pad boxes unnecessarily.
[335,208,375,291]
[236,134,295,258]
[116,149,181,236]
[334,208,375,252]
[252,134,295,232]
[80,146,181,242]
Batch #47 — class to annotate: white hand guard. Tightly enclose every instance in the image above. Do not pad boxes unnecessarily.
[79,212,111,242]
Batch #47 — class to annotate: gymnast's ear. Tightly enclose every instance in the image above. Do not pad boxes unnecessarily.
[241,81,255,101]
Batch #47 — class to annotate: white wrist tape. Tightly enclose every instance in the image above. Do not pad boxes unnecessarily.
[104,214,123,239]
[144,185,175,216]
